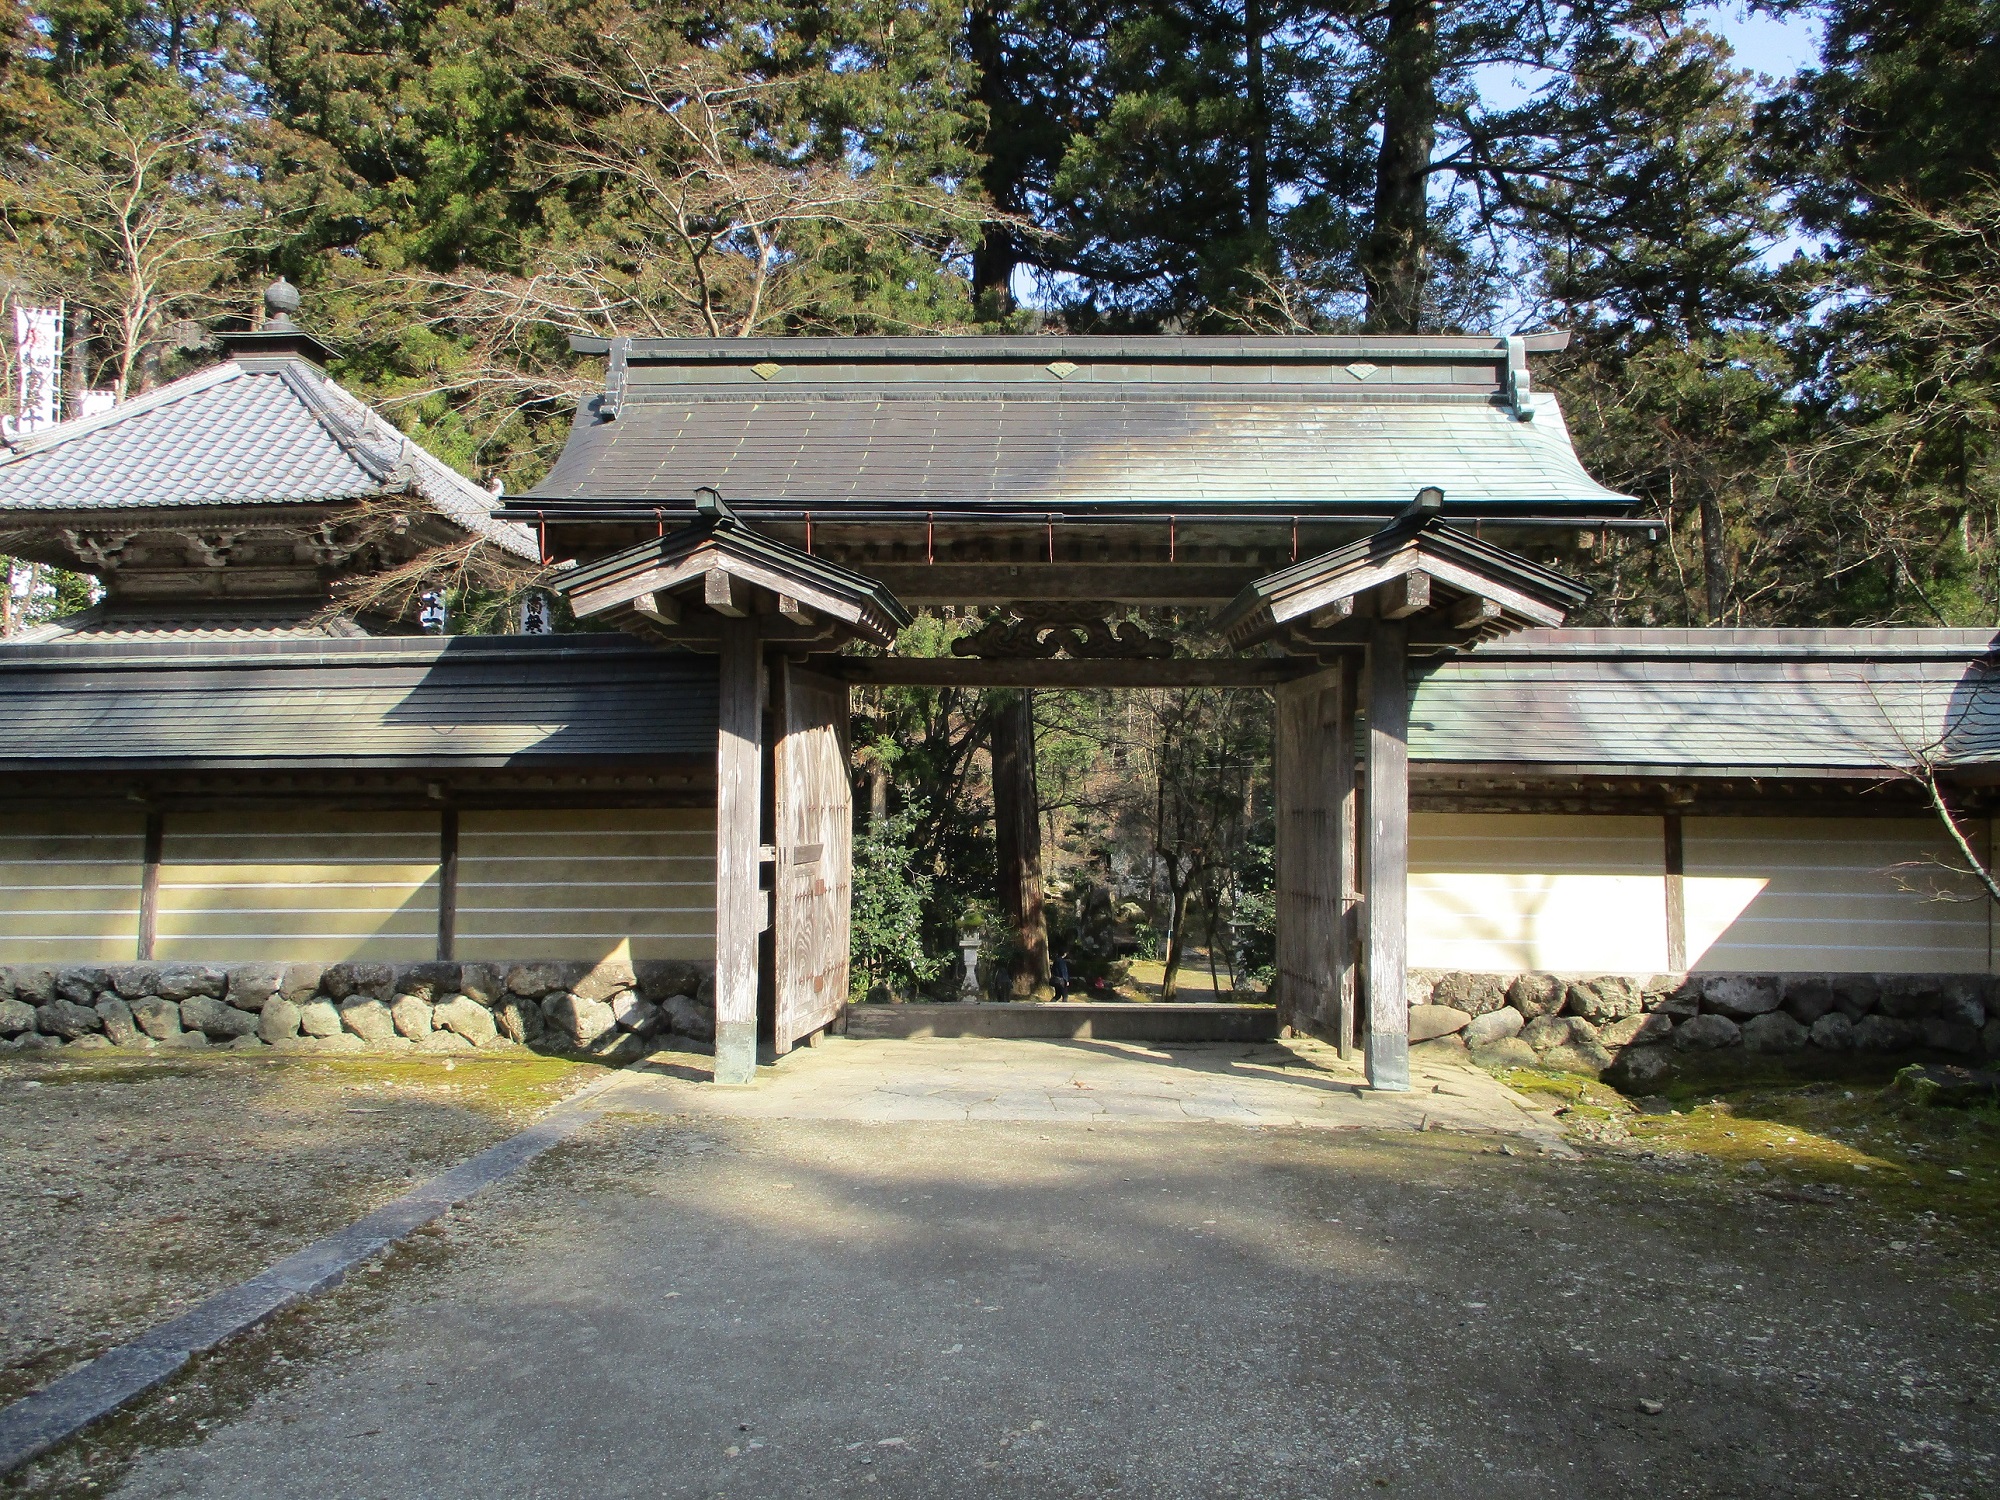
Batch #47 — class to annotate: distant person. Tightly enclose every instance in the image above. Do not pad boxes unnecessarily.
[1051,952,1072,1000]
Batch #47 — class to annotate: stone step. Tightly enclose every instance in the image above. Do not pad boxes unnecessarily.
[844,1001,1279,1044]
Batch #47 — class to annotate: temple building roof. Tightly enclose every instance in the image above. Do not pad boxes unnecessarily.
[520,334,1635,523]
[0,355,535,557]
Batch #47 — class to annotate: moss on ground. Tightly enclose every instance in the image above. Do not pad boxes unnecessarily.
[1488,1056,2000,1231]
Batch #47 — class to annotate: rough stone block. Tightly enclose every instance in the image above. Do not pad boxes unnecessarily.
[493,996,543,1044]
[1607,1045,1675,1089]
[507,963,569,999]
[322,962,395,1003]
[111,966,160,1000]
[1464,1007,1524,1047]
[338,998,397,1044]
[1850,1015,1924,1052]
[1741,1011,1809,1054]
[1470,1036,1539,1070]
[395,963,460,1002]
[390,994,434,1040]
[156,965,227,1002]
[1505,973,1565,1020]
[1645,985,1700,1019]
[457,963,503,1006]
[94,995,139,1046]
[298,999,343,1039]
[1810,1012,1855,1050]
[226,1034,268,1051]
[546,992,617,1048]
[1408,1004,1471,1042]
[1830,974,1879,1019]
[1540,1039,1615,1075]
[278,963,327,1005]
[0,998,36,1036]
[1673,1013,1741,1050]
[11,966,56,1004]
[1563,977,1643,1023]
[1412,1035,1467,1059]
[1877,977,1941,1020]
[1520,1014,1575,1052]
[609,992,661,1035]
[661,991,715,1042]
[131,997,183,1040]
[1598,1012,1674,1049]
[434,994,499,1047]
[1404,973,1436,1008]
[573,961,641,1005]
[1984,1018,2000,1059]
[55,969,108,1005]
[419,1028,473,1053]
[314,1030,366,1052]
[258,997,303,1044]
[36,999,103,1039]
[1938,976,1987,1030]
[1700,976,1781,1021]
[180,994,260,1040]
[1429,973,1508,1018]
[1921,1018,1983,1056]
[636,961,706,1003]
[224,964,284,1012]
[1780,976,1836,1027]
[160,1030,209,1049]
[71,1033,114,1050]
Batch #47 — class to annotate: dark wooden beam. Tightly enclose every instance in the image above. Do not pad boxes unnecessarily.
[822,657,1313,687]
[705,568,748,617]
[1364,619,1411,1091]
[863,564,1262,604]
[437,809,459,963]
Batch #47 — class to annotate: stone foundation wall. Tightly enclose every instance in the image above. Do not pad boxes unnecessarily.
[1407,970,1999,1087]
[0,960,718,1058]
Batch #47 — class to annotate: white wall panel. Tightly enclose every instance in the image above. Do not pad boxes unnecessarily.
[456,808,715,963]
[1409,813,1668,974]
[1685,817,1991,973]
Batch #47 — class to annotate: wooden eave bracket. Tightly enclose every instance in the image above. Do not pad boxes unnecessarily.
[1217,531,1581,653]
[567,536,901,647]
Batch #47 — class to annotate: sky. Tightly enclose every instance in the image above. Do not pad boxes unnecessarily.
[1712,2,1825,84]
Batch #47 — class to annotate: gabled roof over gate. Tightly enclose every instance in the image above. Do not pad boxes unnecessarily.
[1214,504,1592,649]
[558,492,911,648]
[522,334,1635,520]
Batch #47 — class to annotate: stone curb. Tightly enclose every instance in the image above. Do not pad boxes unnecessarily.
[0,1066,634,1477]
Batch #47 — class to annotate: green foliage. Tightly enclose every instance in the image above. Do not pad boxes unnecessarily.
[850,799,950,1000]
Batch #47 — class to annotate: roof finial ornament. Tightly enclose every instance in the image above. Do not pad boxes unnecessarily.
[263,277,302,331]
[694,485,738,528]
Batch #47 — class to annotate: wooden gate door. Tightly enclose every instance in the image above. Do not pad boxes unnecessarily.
[771,661,853,1054]
[1274,662,1357,1054]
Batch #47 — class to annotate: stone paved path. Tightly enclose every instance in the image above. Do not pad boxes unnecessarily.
[619,1036,1569,1148]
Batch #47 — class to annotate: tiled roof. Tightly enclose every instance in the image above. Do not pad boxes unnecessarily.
[0,360,537,559]
[1412,629,2000,774]
[525,335,1634,516]
[0,636,715,768]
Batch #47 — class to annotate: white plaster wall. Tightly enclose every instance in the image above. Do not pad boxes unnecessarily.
[1684,817,1991,973]
[1408,813,1669,974]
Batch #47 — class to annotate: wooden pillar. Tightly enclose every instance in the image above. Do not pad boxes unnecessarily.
[1364,620,1411,1091]
[1663,813,1687,973]
[436,809,459,962]
[1335,652,1359,1059]
[714,617,765,1085]
[992,688,1047,992]
[137,812,163,962]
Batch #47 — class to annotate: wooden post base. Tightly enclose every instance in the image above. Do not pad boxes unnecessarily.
[713,1022,758,1086]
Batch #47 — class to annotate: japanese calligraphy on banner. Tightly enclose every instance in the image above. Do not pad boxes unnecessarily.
[12,305,61,433]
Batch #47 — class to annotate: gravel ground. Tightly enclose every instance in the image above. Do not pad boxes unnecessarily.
[0,1050,595,1407]
[4,1088,1997,1498]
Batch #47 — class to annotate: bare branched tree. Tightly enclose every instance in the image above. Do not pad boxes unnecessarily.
[0,87,261,400]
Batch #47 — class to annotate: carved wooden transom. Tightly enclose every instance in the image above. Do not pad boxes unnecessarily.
[951,602,1173,660]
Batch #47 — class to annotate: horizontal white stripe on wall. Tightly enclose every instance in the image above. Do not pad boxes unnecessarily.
[0,814,145,961]
[456,808,717,963]
[1685,817,1989,973]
